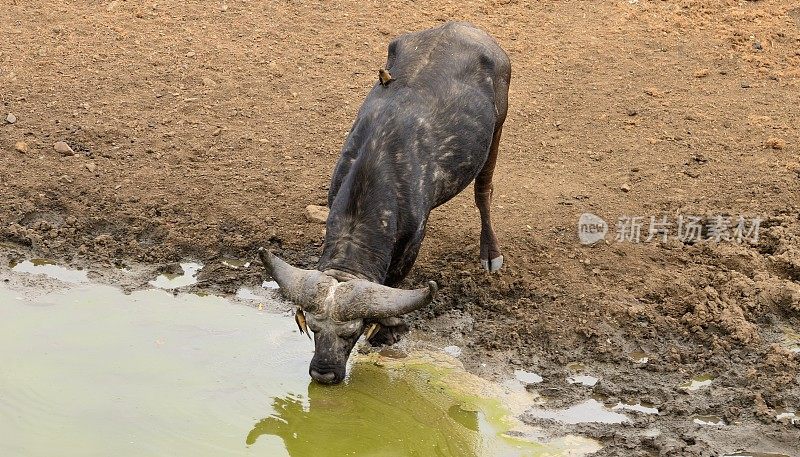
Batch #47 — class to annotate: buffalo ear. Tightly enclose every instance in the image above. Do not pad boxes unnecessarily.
[295,308,311,340]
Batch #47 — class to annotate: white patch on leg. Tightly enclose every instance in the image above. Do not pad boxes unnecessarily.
[481,255,504,273]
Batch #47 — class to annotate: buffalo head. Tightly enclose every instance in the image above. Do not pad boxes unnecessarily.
[258,248,437,384]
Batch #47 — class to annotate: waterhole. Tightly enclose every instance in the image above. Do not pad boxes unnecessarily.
[0,268,600,456]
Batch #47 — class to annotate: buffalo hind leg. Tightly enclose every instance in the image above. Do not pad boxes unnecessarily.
[475,124,504,273]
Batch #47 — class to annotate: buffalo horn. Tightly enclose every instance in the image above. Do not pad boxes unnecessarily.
[335,280,438,320]
[258,247,332,311]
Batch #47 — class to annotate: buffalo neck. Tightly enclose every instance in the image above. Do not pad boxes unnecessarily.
[317,154,399,284]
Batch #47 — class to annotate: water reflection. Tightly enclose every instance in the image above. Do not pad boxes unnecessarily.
[247,365,480,457]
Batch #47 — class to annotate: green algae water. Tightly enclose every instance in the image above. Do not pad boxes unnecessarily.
[0,272,597,457]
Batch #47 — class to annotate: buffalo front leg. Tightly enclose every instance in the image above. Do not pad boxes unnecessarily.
[475,125,504,273]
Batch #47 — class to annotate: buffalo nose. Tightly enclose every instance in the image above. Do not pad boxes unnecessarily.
[310,369,338,384]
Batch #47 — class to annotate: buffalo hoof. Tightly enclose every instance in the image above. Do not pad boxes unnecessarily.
[481,255,503,273]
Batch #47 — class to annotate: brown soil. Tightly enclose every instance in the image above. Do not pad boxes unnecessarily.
[2,1,799,455]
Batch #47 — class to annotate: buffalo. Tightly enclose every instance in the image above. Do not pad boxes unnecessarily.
[260,21,510,384]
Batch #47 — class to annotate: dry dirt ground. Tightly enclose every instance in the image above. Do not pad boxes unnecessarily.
[2,1,800,455]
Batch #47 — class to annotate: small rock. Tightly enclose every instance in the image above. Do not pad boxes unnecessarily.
[626,108,638,116]
[684,169,700,178]
[304,205,329,224]
[94,234,114,244]
[202,77,217,87]
[741,81,751,88]
[643,87,664,97]
[753,41,763,51]
[14,141,28,153]
[53,141,75,156]
[620,183,631,192]
[5,113,16,124]
[765,138,786,150]
[84,162,97,172]
[693,68,709,78]
[748,115,772,127]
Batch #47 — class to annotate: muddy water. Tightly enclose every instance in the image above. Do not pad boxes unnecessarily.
[0,271,598,457]
[11,258,88,284]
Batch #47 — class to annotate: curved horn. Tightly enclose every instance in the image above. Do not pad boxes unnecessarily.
[258,247,332,311]
[334,279,438,320]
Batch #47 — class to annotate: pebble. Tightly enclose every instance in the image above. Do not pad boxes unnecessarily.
[202,77,217,87]
[53,141,75,156]
[304,205,329,224]
[94,234,114,244]
[643,87,664,98]
[14,141,28,153]
[620,183,631,192]
[84,162,97,172]
[693,68,709,78]
[5,113,16,124]
[765,138,786,150]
